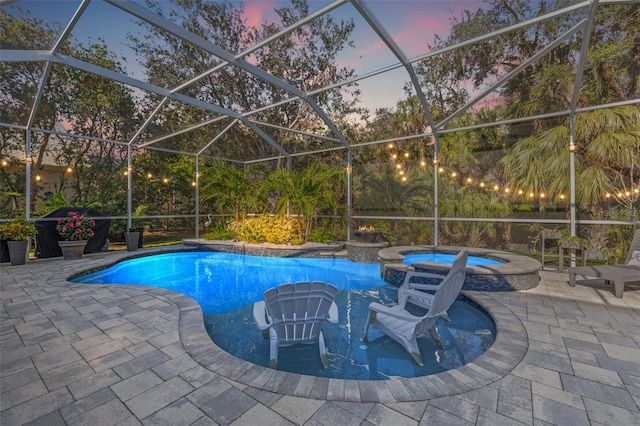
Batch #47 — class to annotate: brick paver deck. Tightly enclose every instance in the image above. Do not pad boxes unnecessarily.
[2,246,639,425]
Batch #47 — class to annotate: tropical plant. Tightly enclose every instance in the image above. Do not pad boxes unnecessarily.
[0,216,37,241]
[56,211,95,241]
[202,225,236,241]
[200,160,267,222]
[266,163,343,242]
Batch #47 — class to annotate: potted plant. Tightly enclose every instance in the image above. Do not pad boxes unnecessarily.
[124,228,140,252]
[56,211,95,260]
[131,204,151,248]
[0,216,37,265]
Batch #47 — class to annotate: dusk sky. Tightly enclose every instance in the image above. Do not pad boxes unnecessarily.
[7,0,490,114]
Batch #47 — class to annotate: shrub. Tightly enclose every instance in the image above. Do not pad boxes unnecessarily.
[232,215,300,245]
[202,225,236,241]
[0,216,37,241]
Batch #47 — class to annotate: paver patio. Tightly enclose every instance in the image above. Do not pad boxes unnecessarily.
[1,246,639,425]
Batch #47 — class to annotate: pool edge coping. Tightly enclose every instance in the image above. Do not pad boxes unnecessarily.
[47,246,529,403]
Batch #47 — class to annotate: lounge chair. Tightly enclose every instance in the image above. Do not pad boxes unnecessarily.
[362,255,467,366]
[253,281,338,369]
[398,250,469,318]
[568,230,640,298]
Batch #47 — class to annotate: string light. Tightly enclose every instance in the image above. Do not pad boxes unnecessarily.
[66,167,73,173]
[384,145,637,203]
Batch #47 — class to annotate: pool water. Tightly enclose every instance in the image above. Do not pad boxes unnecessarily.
[74,251,496,379]
[403,252,502,266]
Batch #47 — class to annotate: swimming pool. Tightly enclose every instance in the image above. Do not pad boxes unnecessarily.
[73,251,496,379]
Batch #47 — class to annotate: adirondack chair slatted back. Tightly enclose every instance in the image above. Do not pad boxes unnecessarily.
[414,268,467,338]
[452,250,469,272]
[263,281,338,344]
[625,230,640,264]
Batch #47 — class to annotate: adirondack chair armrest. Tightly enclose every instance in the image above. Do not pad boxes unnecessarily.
[399,286,435,305]
[327,301,339,323]
[399,287,436,306]
[253,301,272,330]
[368,302,421,322]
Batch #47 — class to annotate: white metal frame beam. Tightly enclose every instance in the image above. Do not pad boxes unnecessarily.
[105,0,351,152]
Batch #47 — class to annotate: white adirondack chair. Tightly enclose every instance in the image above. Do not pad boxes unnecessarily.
[362,258,467,366]
[253,281,339,369]
[398,250,469,319]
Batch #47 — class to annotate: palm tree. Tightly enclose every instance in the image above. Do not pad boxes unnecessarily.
[266,163,343,242]
[501,106,640,207]
[440,184,512,247]
[200,160,267,223]
[500,106,640,250]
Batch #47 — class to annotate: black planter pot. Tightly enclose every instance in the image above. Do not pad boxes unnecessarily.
[135,227,144,248]
[0,239,10,263]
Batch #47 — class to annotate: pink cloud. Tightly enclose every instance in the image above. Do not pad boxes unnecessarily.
[356,39,386,58]
[241,1,279,28]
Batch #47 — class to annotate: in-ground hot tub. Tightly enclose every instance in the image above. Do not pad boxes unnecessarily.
[380,245,541,291]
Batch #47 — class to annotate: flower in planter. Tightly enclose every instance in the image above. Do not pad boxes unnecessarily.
[56,212,95,241]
